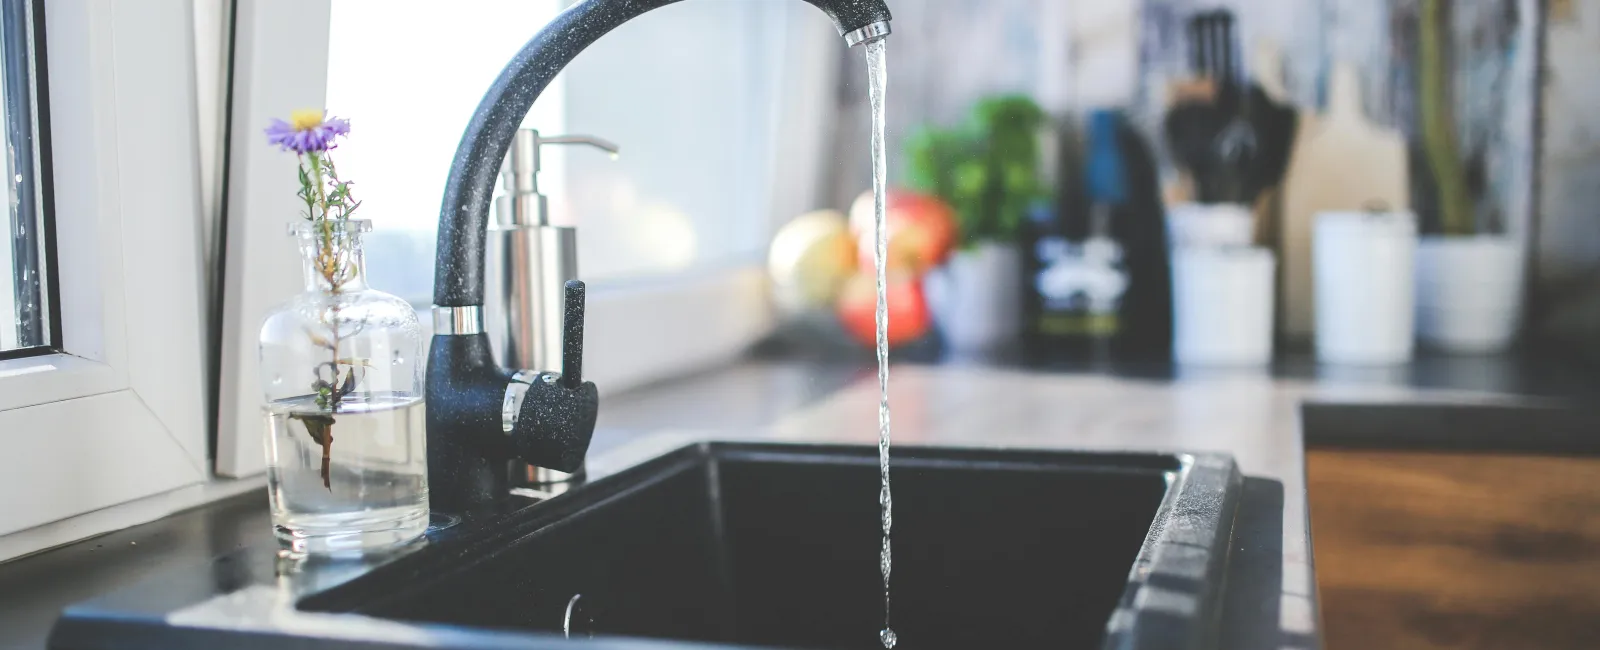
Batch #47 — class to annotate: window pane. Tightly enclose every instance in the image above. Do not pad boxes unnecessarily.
[558,0,795,282]
[2,0,48,354]
[325,0,565,304]
[326,1,806,300]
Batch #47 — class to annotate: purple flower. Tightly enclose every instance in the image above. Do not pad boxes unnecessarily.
[265,109,350,154]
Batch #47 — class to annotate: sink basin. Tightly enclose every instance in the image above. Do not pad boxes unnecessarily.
[295,442,1242,649]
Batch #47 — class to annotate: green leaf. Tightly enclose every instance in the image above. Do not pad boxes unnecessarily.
[952,162,987,197]
[337,367,358,398]
[900,94,1050,247]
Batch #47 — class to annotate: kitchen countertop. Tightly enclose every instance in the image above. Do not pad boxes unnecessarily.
[6,357,1597,649]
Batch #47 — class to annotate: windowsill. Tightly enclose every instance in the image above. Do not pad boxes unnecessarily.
[0,352,117,412]
[0,353,66,379]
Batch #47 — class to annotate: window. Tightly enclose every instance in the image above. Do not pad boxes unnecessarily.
[217,0,842,476]
[0,0,848,556]
[554,0,811,282]
[0,0,51,356]
[322,0,566,304]
[0,0,212,559]
[318,0,828,296]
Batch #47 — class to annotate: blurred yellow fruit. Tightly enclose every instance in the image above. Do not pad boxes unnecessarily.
[768,210,858,313]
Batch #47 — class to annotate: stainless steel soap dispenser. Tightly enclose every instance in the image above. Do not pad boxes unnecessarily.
[485,128,617,487]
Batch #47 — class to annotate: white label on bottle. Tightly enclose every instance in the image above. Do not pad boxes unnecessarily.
[1035,236,1128,312]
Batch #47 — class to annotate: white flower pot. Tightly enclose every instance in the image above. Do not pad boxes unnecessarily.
[924,242,1022,353]
[1414,235,1523,353]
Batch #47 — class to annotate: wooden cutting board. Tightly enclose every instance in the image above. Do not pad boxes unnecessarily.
[1279,63,1410,340]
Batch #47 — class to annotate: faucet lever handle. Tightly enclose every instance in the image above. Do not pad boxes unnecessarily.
[507,281,595,474]
[561,280,585,389]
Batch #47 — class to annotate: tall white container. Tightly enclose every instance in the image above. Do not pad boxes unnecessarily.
[1167,202,1254,249]
[1314,210,1417,365]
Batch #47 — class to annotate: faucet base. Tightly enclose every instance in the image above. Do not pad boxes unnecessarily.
[426,333,598,516]
[512,461,581,485]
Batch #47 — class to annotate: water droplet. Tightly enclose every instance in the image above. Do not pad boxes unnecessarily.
[391,349,404,365]
[880,628,897,648]
[13,174,20,183]
[271,375,283,386]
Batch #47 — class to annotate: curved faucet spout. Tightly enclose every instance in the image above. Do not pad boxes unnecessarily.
[432,0,891,307]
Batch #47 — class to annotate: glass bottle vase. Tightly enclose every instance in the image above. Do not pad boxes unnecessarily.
[259,219,427,555]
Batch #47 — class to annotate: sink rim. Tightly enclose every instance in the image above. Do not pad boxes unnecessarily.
[50,441,1242,650]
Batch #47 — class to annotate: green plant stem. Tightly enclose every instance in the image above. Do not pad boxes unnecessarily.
[310,151,346,488]
[302,152,348,412]
[1419,0,1473,236]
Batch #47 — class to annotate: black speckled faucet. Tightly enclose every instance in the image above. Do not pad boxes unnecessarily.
[425,0,893,515]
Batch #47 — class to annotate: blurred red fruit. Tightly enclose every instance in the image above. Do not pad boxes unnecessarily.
[836,270,931,348]
[849,189,958,275]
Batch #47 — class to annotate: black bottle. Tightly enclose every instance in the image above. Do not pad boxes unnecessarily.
[1023,110,1171,362]
[1020,118,1073,356]
[1106,113,1173,361]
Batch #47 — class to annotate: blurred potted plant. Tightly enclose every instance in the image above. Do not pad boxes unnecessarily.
[1412,0,1523,353]
[898,94,1050,352]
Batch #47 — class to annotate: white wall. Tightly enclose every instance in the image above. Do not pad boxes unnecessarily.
[1536,0,1600,285]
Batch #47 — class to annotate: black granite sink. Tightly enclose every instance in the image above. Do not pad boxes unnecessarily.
[51,442,1241,650]
[296,443,1241,649]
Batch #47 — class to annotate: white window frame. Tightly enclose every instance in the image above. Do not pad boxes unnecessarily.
[0,0,219,559]
[214,0,842,477]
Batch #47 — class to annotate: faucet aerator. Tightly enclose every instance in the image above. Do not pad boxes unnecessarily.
[844,20,892,48]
